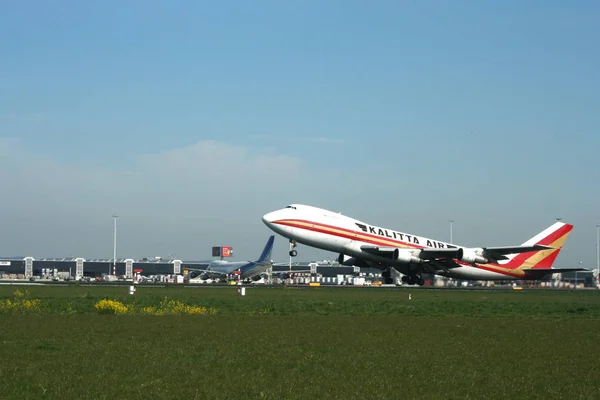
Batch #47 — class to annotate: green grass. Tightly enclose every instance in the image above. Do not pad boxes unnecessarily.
[1,285,599,318]
[1,286,599,399]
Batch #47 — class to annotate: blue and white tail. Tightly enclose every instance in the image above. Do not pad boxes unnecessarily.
[256,235,275,263]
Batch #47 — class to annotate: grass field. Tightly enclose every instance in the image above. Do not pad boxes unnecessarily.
[1,285,599,399]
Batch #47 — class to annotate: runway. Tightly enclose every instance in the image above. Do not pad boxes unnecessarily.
[0,279,595,291]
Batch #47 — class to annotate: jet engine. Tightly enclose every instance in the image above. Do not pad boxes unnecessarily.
[457,248,489,264]
[391,248,422,264]
[338,254,370,268]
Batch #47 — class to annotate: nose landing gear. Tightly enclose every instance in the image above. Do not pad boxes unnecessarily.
[289,240,297,257]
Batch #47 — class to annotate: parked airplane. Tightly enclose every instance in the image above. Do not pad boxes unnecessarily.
[262,204,586,285]
[187,236,275,281]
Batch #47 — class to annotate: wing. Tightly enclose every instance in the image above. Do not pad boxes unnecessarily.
[361,244,553,263]
[419,259,464,274]
[418,248,462,259]
[360,246,398,258]
[360,245,461,260]
[480,245,553,261]
[185,267,212,273]
[186,268,230,277]
[422,245,553,262]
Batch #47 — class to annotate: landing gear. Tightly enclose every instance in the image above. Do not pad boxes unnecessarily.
[289,240,297,257]
[401,274,425,286]
[380,267,425,286]
[381,268,399,285]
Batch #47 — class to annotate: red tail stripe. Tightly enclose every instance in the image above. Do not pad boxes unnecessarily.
[535,224,573,246]
[491,224,572,269]
[504,252,532,269]
[528,248,562,270]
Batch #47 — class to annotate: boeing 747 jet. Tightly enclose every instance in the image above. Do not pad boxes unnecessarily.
[262,204,585,285]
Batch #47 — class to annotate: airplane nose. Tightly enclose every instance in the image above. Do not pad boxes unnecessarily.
[262,212,274,225]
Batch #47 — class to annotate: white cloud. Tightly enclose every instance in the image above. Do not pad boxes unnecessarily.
[0,139,350,261]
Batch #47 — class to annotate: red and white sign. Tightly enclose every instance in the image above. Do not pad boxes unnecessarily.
[222,246,233,257]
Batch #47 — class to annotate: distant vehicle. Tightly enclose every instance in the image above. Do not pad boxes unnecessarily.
[262,204,588,285]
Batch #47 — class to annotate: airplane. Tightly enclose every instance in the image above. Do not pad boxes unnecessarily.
[262,204,587,286]
[187,236,275,282]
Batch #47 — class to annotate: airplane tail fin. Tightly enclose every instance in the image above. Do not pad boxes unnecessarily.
[509,222,573,270]
[256,236,275,264]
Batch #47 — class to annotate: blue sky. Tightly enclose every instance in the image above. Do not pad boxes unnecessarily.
[0,1,599,267]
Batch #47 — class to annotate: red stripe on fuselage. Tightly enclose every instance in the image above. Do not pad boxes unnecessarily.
[273,219,530,278]
[468,263,527,278]
[273,219,422,249]
[273,219,568,279]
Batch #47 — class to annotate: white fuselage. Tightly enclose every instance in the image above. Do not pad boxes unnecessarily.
[262,204,517,281]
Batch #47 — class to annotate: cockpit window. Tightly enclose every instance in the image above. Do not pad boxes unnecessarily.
[285,205,297,209]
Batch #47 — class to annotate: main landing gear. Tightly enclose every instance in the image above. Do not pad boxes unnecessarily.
[381,267,425,286]
[401,274,425,286]
[289,240,297,257]
[381,268,394,285]
[381,268,401,285]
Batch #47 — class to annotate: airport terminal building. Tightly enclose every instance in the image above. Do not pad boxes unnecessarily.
[0,256,366,280]
[0,256,201,278]
[0,256,596,287]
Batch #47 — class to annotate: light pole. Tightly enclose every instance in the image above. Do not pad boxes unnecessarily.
[575,261,584,289]
[448,220,454,244]
[112,214,118,276]
[596,224,600,280]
